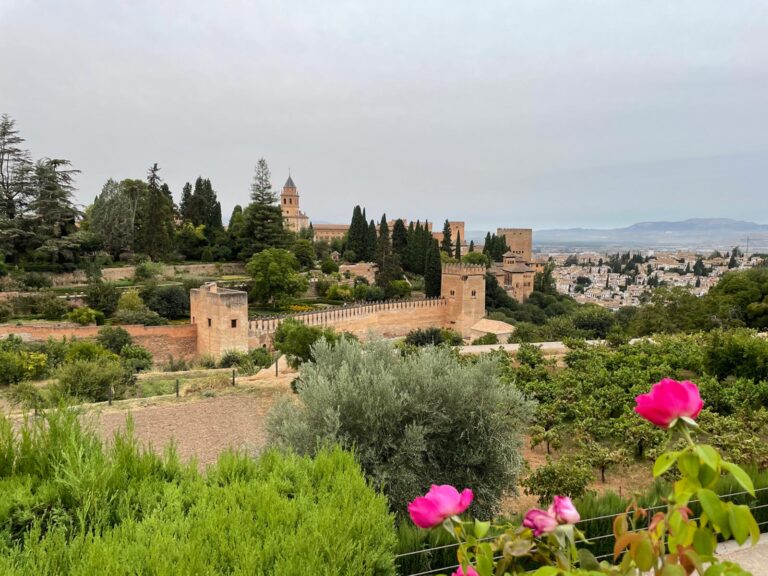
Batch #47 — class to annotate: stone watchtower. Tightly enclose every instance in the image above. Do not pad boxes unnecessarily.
[280,175,309,232]
[190,283,249,359]
[441,264,486,336]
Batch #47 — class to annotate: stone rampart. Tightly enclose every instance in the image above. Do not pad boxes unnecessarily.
[248,297,448,348]
[0,323,198,362]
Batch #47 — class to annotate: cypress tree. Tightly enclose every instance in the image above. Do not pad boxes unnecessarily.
[469,240,475,253]
[483,233,492,257]
[179,182,193,221]
[376,214,391,266]
[136,163,174,260]
[424,239,442,297]
[392,218,408,260]
[367,220,378,262]
[440,220,453,253]
[454,231,462,261]
[347,205,367,262]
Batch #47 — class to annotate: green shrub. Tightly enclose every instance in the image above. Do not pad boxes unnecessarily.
[97,326,133,354]
[119,344,153,372]
[162,355,190,372]
[520,455,594,505]
[64,340,114,363]
[0,350,48,385]
[0,411,396,575]
[142,284,189,319]
[0,301,12,323]
[250,346,273,368]
[133,260,163,281]
[6,381,49,411]
[273,318,342,368]
[472,333,499,345]
[703,328,768,382]
[269,339,535,518]
[84,281,120,316]
[67,306,99,325]
[54,358,133,402]
[403,327,463,347]
[321,258,339,274]
[19,271,52,291]
[113,308,167,326]
[217,350,257,374]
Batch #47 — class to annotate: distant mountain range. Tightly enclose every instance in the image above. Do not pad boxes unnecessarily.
[469,219,768,252]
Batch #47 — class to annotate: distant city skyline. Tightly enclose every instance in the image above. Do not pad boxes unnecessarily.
[3,0,767,230]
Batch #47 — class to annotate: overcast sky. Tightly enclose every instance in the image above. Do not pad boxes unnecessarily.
[2,0,767,231]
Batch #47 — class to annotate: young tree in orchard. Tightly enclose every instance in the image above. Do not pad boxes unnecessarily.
[440,220,453,254]
[246,248,308,307]
[424,238,442,297]
[135,164,175,260]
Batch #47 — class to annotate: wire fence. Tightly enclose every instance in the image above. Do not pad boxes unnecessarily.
[397,487,768,576]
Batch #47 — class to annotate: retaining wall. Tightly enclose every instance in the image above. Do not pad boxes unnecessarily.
[0,323,198,361]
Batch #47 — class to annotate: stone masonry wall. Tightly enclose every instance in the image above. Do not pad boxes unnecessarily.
[248,298,448,348]
[0,323,198,361]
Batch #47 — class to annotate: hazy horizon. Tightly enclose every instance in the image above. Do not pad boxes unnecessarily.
[3,0,767,231]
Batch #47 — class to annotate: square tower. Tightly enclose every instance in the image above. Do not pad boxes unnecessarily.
[190,283,249,359]
[497,228,532,262]
[441,263,486,337]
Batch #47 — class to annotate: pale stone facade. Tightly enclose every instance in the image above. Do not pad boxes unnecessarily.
[497,228,532,262]
[190,283,249,358]
[280,176,310,232]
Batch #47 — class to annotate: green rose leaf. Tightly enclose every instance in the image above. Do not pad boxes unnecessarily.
[694,445,720,472]
[697,489,728,530]
[654,451,679,477]
[678,451,700,479]
[661,564,686,576]
[635,537,655,572]
[729,506,749,546]
[722,461,755,497]
[474,519,491,539]
[692,528,715,558]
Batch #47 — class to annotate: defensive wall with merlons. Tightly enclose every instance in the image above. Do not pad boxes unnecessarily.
[0,264,488,361]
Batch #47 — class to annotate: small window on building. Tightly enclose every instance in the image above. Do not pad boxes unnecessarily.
[450,290,455,296]
[207,318,212,327]
[231,319,237,328]
[471,290,476,297]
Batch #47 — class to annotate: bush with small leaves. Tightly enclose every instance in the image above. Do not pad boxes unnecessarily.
[54,358,134,402]
[67,306,99,325]
[520,456,594,505]
[119,344,153,373]
[321,258,339,274]
[96,326,133,354]
[84,281,120,316]
[133,260,163,281]
[472,333,499,346]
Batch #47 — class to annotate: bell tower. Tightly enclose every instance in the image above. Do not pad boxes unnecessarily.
[280,174,309,232]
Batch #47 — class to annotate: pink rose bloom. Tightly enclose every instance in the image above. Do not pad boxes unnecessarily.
[452,566,479,576]
[548,495,580,524]
[408,485,474,529]
[634,378,703,428]
[523,508,558,536]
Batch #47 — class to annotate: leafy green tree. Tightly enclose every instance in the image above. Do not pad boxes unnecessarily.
[268,339,534,517]
[424,238,442,297]
[97,326,133,354]
[521,456,593,505]
[440,220,453,254]
[463,251,490,267]
[291,239,316,270]
[272,318,341,368]
[375,253,405,298]
[246,248,308,307]
[90,179,144,256]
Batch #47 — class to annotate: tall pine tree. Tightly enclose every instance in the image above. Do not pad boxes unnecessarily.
[241,159,288,258]
[250,158,276,204]
[136,163,174,260]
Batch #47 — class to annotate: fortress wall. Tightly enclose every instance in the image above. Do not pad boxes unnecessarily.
[248,298,449,348]
[0,323,198,362]
[46,262,246,287]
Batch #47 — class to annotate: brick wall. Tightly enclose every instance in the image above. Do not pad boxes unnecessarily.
[0,323,198,362]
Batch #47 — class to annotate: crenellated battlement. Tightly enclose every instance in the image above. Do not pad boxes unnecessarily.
[441,263,486,275]
[248,297,446,335]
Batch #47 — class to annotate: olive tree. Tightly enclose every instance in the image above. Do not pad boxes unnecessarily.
[268,338,535,518]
